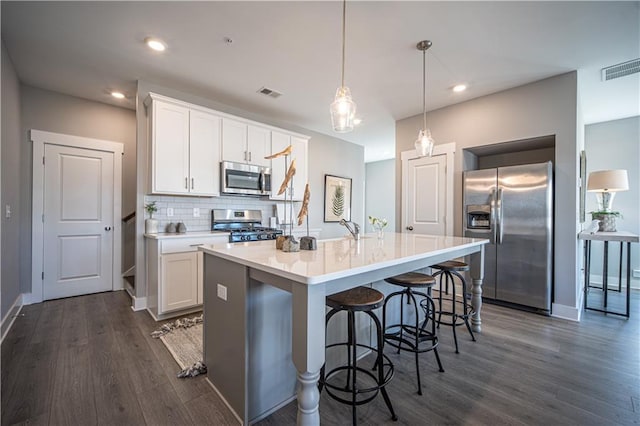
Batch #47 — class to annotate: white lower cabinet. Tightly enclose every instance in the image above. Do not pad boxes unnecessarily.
[146,234,227,320]
[160,251,201,313]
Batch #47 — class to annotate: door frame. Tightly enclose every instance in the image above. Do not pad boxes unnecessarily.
[401,142,455,236]
[29,129,123,304]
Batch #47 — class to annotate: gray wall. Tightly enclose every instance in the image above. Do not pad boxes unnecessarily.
[1,41,22,319]
[585,116,640,287]
[365,159,395,233]
[396,72,580,311]
[19,86,136,296]
[135,80,365,300]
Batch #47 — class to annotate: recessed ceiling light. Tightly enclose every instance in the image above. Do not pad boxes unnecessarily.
[145,37,166,52]
[453,84,467,93]
[353,118,362,125]
[111,91,125,99]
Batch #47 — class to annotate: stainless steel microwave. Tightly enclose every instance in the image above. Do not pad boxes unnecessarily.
[220,161,271,196]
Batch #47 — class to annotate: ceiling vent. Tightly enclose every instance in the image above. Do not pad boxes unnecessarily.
[257,87,282,99]
[601,58,640,81]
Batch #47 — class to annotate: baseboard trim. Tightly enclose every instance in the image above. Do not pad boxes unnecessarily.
[130,295,147,311]
[21,292,41,305]
[551,302,581,322]
[1,294,23,343]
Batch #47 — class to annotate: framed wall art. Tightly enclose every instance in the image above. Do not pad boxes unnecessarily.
[324,174,352,222]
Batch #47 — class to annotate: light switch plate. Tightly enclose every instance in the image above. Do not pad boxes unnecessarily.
[633,269,640,278]
[166,207,174,217]
[217,284,227,301]
[193,207,200,217]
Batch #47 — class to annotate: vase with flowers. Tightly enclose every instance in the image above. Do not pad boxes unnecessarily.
[368,215,388,240]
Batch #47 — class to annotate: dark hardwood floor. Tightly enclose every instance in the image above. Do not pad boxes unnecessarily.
[2,289,638,425]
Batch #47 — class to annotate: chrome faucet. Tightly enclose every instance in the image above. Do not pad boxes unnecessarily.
[340,219,361,240]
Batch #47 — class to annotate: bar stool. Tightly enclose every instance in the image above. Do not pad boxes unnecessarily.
[319,286,397,425]
[382,272,444,395]
[428,260,475,353]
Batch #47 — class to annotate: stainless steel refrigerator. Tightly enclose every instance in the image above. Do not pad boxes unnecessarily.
[463,162,553,314]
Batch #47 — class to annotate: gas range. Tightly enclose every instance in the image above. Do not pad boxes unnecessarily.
[211,209,282,243]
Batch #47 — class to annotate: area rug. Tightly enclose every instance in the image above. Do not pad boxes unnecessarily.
[151,315,207,378]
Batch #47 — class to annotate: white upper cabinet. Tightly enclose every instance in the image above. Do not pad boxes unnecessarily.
[189,110,221,196]
[221,118,248,164]
[247,125,271,167]
[147,94,220,196]
[221,119,271,167]
[151,100,190,194]
[270,131,309,201]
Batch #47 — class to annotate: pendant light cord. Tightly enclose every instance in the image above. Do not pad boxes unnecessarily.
[422,48,427,130]
[341,0,346,89]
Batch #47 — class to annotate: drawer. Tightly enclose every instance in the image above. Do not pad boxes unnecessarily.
[160,235,229,254]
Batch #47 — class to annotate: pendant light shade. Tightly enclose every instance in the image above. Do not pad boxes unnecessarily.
[331,86,356,132]
[415,40,435,157]
[330,0,356,133]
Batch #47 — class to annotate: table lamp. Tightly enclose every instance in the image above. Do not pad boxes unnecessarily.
[587,169,628,231]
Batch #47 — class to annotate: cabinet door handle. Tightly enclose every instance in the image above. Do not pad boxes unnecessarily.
[248,151,252,162]
[191,178,195,190]
[244,151,247,161]
[189,244,204,247]
[185,177,188,189]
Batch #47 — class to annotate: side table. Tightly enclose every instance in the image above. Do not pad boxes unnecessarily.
[579,231,639,318]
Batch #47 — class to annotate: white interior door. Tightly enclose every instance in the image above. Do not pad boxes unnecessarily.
[43,144,114,300]
[401,143,455,236]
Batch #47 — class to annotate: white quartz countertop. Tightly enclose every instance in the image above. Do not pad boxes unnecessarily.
[144,231,230,240]
[199,232,489,285]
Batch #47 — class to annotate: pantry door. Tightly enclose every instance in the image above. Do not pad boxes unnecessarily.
[401,143,455,236]
[31,130,123,302]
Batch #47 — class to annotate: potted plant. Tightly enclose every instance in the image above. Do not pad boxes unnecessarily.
[145,201,159,234]
[590,210,621,232]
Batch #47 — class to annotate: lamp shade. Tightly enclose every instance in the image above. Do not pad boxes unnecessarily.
[587,170,629,192]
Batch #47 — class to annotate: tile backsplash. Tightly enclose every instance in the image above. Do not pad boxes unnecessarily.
[144,194,287,232]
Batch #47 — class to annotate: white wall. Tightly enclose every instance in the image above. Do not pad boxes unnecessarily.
[135,80,364,302]
[585,116,640,288]
[365,159,395,233]
[396,72,581,317]
[19,86,136,296]
[1,40,22,321]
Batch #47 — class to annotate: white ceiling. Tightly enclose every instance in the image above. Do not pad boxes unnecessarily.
[2,1,639,162]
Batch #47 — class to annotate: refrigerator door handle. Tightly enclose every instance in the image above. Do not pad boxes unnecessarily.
[497,187,504,244]
[490,188,497,244]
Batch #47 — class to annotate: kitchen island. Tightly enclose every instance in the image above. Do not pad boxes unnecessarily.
[199,233,488,425]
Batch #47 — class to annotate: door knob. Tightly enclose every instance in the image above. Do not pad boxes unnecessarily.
[105,226,112,231]
[406,226,414,231]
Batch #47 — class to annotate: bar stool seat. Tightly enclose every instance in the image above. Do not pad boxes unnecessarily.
[429,261,476,353]
[320,286,397,425]
[382,272,443,396]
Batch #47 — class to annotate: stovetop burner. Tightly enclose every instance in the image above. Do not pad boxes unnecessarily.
[212,209,283,243]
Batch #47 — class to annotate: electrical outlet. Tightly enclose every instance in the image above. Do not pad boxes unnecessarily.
[193,207,200,217]
[5,204,11,219]
[166,207,174,217]
[633,269,640,279]
[217,284,227,301]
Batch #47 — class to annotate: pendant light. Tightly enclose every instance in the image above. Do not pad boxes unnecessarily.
[330,0,356,133]
[415,40,435,157]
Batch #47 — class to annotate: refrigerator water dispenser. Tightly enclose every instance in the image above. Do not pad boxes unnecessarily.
[466,205,491,229]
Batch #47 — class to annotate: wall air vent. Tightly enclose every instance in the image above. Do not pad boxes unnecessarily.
[257,87,282,98]
[601,58,640,81]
